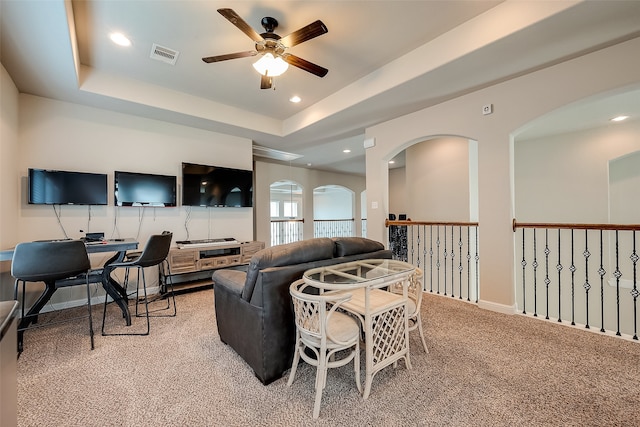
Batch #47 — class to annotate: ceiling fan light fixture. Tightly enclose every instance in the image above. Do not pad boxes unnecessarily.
[253,53,289,77]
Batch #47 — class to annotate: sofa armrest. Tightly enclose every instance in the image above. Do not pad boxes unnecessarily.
[211,269,246,297]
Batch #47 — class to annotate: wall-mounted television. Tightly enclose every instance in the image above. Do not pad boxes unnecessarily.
[28,168,108,205]
[182,162,253,207]
[114,171,177,207]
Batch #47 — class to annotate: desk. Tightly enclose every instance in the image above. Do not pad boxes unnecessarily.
[303,259,415,399]
[1,239,139,344]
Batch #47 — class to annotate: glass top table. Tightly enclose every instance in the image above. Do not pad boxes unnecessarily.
[303,259,416,399]
[303,259,416,289]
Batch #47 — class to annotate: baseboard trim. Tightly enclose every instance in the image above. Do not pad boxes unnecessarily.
[477,299,516,315]
[37,285,161,314]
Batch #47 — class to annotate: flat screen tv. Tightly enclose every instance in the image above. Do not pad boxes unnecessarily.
[182,162,253,207]
[28,168,108,205]
[114,171,177,207]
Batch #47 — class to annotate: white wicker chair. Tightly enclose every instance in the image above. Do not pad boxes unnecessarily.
[389,268,428,353]
[287,279,362,419]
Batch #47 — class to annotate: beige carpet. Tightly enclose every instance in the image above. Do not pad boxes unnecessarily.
[16,288,640,426]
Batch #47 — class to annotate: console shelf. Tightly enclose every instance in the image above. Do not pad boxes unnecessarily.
[161,241,264,292]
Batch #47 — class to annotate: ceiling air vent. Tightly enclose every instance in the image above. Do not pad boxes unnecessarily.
[150,43,179,65]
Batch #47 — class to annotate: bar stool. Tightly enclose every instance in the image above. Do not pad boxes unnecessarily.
[102,232,174,336]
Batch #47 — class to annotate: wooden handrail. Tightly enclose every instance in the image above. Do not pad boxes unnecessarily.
[313,219,355,222]
[271,219,305,223]
[385,219,479,227]
[512,218,640,232]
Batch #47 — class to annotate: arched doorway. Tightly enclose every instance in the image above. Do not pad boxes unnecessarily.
[270,180,303,245]
[313,185,355,237]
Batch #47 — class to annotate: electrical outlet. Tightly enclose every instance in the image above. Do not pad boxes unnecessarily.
[482,104,493,115]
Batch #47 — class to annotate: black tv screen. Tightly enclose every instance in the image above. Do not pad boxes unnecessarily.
[28,168,108,205]
[182,162,253,207]
[114,171,177,207]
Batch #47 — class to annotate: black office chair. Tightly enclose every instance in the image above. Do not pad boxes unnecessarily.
[11,240,96,352]
[101,232,175,336]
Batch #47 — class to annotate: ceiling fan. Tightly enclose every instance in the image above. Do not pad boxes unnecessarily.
[202,8,328,89]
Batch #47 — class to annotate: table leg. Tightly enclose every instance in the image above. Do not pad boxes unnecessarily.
[361,303,411,400]
[362,315,374,400]
[403,303,412,370]
[362,351,374,399]
[101,252,131,326]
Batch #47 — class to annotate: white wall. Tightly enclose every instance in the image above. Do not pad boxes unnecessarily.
[389,137,479,222]
[406,137,471,221]
[255,161,365,245]
[314,187,353,220]
[515,120,640,223]
[16,94,254,248]
[365,37,640,310]
[388,167,406,217]
[0,64,20,299]
[1,93,253,306]
[609,150,640,224]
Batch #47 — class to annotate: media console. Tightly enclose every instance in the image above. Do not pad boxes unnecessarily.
[160,240,264,292]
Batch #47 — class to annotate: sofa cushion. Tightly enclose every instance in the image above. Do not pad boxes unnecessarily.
[242,238,335,300]
[333,237,385,257]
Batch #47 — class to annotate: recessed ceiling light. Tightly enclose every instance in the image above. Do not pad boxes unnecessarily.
[343,149,351,153]
[289,95,301,103]
[389,160,395,164]
[110,32,131,47]
[610,115,629,122]
[306,163,312,167]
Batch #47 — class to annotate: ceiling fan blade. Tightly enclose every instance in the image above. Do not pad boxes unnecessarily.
[282,54,328,78]
[260,75,273,90]
[280,20,328,48]
[217,8,263,42]
[202,51,257,63]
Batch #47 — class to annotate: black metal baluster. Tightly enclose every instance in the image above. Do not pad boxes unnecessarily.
[521,228,527,314]
[614,230,622,336]
[443,226,448,296]
[410,225,415,264]
[429,225,434,293]
[557,229,563,322]
[599,230,606,333]
[631,231,638,340]
[458,226,463,300]
[533,229,538,317]
[544,229,550,320]
[422,225,427,292]
[467,226,471,302]
[436,226,441,294]
[475,226,479,303]
[584,229,591,329]
[415,225,420,269]
[451,225,455,298]
[570,229,576,326]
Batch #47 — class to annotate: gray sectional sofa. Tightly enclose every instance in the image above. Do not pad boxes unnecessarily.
[211,237,392,384]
